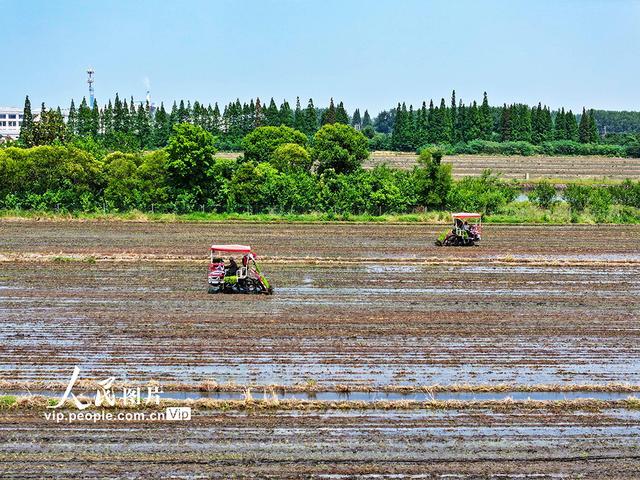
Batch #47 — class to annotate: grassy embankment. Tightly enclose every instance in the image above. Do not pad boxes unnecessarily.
[0,202,638,224]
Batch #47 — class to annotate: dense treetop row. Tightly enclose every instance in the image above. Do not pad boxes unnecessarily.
[14,91,640,155]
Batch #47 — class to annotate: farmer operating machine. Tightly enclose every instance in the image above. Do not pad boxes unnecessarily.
[208,244,273,294]
[435,213,482,246]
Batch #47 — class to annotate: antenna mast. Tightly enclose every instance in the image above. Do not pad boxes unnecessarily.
[87,68,95,108]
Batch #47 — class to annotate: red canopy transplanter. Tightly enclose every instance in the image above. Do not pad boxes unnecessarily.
[451,212,482,219]
[210,244,253,253]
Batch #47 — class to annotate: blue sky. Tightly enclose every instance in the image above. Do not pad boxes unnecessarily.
[2,0,639,114]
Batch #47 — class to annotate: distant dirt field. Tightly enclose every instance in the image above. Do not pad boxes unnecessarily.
[218,150,640,181]
[367,151,640,180]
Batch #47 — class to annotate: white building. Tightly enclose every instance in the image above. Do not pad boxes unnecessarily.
[0,107,24,140]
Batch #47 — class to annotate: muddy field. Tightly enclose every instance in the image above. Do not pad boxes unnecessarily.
[216,151,640,181]
[1,220,639,477]
[367,151,640,180]
[3,406,640,478]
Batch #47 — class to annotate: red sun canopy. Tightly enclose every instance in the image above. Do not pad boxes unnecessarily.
[451,212,482,219]
[210,244,252,253]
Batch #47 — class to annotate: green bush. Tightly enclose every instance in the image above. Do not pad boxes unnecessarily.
[528,181,557,209]
[625,143,640,158]
[0,145,102,210]
[369,132,391,151]
[564,184,591,213]
[588,188,613,223]
[412,149,451,210]
[609,180,640,208]
[539,141,626,156]
[447,170,519,214]
[451,140,540,156]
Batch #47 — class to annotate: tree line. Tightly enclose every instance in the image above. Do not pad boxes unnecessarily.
[2,122,461,215]
[2,121,639,221]
[16,91,633,156]
[386,92,599,151]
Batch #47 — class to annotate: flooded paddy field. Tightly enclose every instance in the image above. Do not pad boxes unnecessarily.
[1,260,640,387]
[1,220,639,476]
[2,406,640,478]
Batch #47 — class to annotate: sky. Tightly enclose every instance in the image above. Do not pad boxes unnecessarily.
[2,0,640,115]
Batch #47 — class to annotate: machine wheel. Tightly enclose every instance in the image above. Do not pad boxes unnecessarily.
[248,279,264,294]
[208,285,221,294]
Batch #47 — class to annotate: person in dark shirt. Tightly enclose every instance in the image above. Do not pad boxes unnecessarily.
[227,257,238,276]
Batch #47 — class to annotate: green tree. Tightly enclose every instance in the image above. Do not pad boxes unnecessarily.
[293,97,304,131]
[391,103,415,151]
[312,123,369,174]
[302,99,318,136]
[413,147,452,210]
[554,108,566,140]
[265,98,280,126]
[279,100,294,127]
[447,170,517,214]
[165,123,217,191]
[479,92,492,140]
[351,108,362,129]
[500,103,512,141]
[241,125,307,164]
[270,143,312,172]
[32,104,66,146]
[529,180,556,209]
[465,101,481,140]
[101,100,113,136]
[321,98,337,125]
[253,98,264,129]
[588,188,612,222]
[90,98,100,138]
[209,103,221,134]
[19,95,34,147]
[455,101,467,142]
[77,97,92,137]
[415,102,429,146]
[566,110,579,141]
[152,102,170,147]
[362,110,372,127]
[450,90,457,140]
[579,107,593,143]
[565,183,591,214]
[0,145,102,210]
[66,99,77,139]
[113,94,126,133]
[135,102,152,148]
[336,101,349,124]
[511,104,532,142]
[430,98,452,143]
[540,106,553,142]
[102,152,143,211]
[588,109,599,143]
